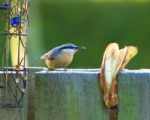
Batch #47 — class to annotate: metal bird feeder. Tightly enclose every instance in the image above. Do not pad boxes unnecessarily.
[0,0,30,110]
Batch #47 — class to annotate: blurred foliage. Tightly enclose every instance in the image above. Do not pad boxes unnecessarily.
[28,1,150,69]
[40,0,150,2]
[1,1,150,68]
[0,3,8,66]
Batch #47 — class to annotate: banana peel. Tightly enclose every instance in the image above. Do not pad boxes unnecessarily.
[100,43,138,108]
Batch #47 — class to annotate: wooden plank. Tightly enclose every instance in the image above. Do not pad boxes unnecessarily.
[118,69,150,120]
[35,69,109,120]
[1,68,150,120]
[27,67,47,120]
[0,67,47,120]
[0,71,28,120]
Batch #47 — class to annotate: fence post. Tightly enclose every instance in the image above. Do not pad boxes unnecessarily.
[35,69,109,120]
[27,67,47,120]
[1,68,150,120]
[118,69,150,120]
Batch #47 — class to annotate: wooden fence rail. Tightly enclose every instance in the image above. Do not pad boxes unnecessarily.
[0,68,150,120]
[35,69,109,120]
[0,67,46,120]
[118,69,150,120]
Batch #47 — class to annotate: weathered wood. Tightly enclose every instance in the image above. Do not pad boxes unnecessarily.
[35,69,150,120]
[35,69,109,120]
[1,68,150,120]
[0,71,28,120]
[0,67,47,120]
[118,69,150,120]
[27,67,47,120]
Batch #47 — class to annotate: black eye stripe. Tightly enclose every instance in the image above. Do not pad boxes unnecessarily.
[60,46,76,50]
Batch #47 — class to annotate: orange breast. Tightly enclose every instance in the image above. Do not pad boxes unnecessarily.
[45,52,74,69]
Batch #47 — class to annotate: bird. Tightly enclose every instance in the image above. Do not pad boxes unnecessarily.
[40,43,85,70]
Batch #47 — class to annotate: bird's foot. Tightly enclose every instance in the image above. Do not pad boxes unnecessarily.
[64,68,67,71]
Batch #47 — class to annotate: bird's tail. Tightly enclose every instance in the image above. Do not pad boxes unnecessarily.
[40,54,46,59]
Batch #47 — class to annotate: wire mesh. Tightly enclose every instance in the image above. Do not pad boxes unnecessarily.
[0,0,30,110]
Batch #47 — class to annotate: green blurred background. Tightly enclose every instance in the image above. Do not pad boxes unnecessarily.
[1,0,150,69]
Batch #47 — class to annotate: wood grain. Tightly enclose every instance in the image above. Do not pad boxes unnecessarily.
[35,69,109,120]
[118,69,150,120]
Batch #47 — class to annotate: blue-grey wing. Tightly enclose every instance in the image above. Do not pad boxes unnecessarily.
[47,47,61,59]
[40,46,62,60]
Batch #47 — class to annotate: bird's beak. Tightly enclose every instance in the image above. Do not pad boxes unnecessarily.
[76,46,86,51]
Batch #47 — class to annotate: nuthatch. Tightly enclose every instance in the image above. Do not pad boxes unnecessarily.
[40,43,85,70]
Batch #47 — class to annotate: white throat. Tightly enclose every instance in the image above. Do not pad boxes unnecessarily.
[62,49,77,54]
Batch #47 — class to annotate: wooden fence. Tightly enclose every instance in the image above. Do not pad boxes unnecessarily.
[0,68,150,120]
[0,67,46,120]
